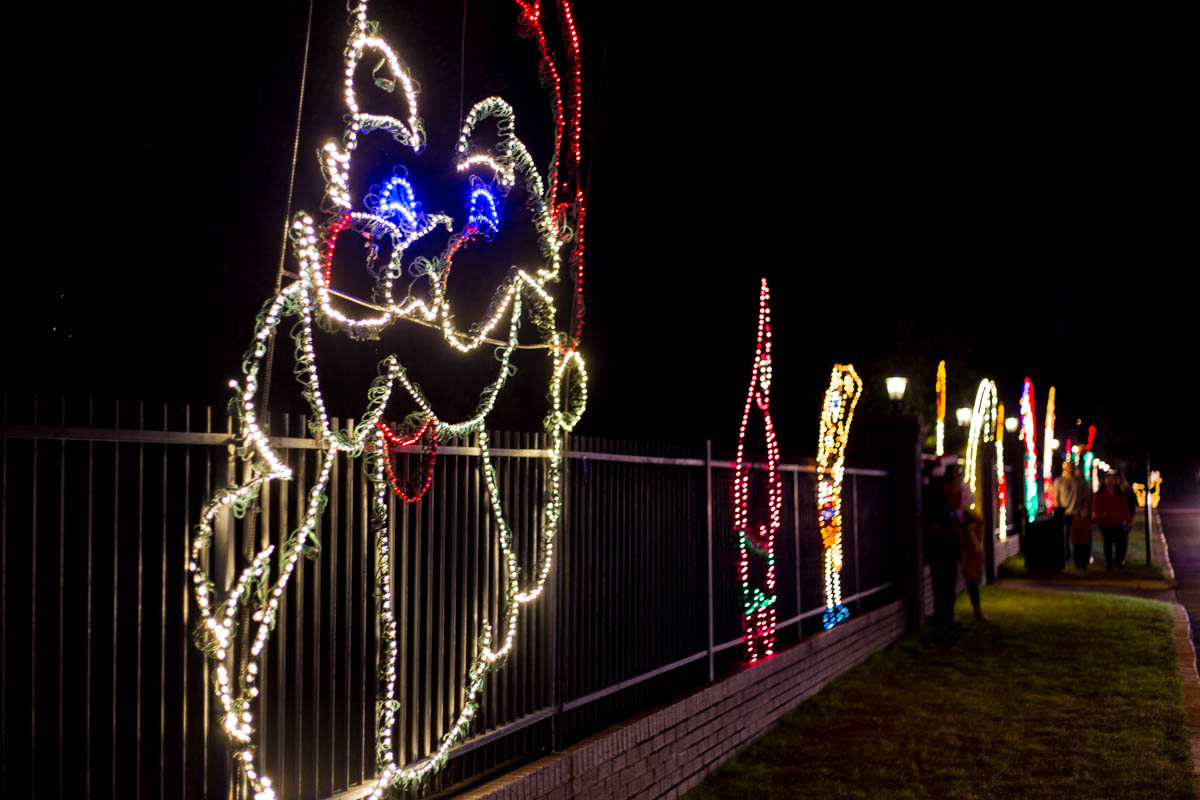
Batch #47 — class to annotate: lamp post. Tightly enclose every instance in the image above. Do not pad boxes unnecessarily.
[955,407,972,428]
[1004,417,1019,434]
[885,376,907,414]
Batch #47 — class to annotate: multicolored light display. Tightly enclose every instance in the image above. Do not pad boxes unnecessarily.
[732,279,780,663]
[1019,378,1038,522]
[935,360,946,457]
[186,2,588,797]
[817,364,863,630]
[1042,386,1056,512]
[996,402,1008,540]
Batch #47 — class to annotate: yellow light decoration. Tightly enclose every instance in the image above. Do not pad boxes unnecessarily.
[935,360,946,456]
[817,364,863,630]
[1133,471,1162,508]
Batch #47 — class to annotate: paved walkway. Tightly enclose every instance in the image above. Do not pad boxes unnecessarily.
[1162,509,1200,663]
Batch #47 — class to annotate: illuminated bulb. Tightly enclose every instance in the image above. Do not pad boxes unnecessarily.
[885,376,908,402]
[956,407,972,427]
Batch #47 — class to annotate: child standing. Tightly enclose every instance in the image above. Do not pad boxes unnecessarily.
[1069,509,1094,571]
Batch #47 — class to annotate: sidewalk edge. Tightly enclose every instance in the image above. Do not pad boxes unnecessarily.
[1169,603,1200,796]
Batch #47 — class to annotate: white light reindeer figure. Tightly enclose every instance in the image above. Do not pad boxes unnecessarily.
[187,2,588,797]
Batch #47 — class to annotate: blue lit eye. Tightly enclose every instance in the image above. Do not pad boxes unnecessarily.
[466,183,500,240]
[379,175,421,232]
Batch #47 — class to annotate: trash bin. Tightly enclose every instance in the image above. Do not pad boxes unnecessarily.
[1023,515,1065,572]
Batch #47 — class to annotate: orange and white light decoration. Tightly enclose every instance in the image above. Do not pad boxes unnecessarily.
[817,364,863,630]
[935,360,947,456]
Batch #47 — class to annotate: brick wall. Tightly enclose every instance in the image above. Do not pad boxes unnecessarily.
[458,600,909,800]
[994,532,1021,567]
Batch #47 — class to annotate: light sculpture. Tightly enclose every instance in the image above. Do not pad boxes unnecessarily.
[186,2,589,796]
[1019,378,1038,522]
[1133,471,1162,508]
[1043,386,1056,511]
[996,402,1008,539]
[964,379,1008,540]
[935,360,946,456]
[732,279,780,663]
[964,379,998,509]
[817,364,863,630]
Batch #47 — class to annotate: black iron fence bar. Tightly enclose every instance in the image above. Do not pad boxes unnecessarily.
[560,650,710,714]
[705,440,715,683]
[710,581,898,655]
[2,412,895,800]
[0,426,893,479]
[325,572,898,800]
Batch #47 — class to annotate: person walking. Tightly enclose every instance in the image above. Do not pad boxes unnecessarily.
[924,459,963,626]
[959,485,987,620]
[1053,462,1079,562]
[1093,471,1133,570]
[1069,508,1095,570]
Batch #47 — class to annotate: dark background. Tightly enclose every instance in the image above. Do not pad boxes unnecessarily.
[6,2,1195,501]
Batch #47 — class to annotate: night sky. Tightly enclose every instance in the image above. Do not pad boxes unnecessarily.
[7,3,1195,500]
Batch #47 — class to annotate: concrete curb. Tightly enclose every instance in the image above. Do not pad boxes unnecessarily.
[1169,604,1200,796]
[1158,515,1177,585]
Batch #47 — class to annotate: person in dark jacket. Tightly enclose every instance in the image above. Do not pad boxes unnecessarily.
[1093,472,1133,570]
[924,460,964,626]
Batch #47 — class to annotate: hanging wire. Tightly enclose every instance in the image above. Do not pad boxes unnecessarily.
[263,0,317,416]
[458,0,469,131]
[240,1,315,730]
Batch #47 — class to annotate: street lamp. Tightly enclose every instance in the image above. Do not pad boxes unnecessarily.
[1004,417,1019,433]
[955,407,972,427]
[885,377,908,402]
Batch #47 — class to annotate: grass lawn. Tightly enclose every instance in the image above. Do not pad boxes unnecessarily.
[685,587,1192,800]
[1000,518,1165,583]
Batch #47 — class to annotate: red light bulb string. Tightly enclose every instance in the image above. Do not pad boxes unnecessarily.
[733,278,780,664]
[377,417,439,502]
[516,0,586,352]
[321,213,353,287]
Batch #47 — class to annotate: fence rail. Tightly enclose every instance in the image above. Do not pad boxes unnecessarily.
[0,396,897,800]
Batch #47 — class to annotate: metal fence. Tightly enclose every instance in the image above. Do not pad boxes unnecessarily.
[1,395,897,800]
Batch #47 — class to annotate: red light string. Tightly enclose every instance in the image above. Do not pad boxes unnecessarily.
[516,0,586,351]
[377,418,438,502]
[322,213,352,287]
